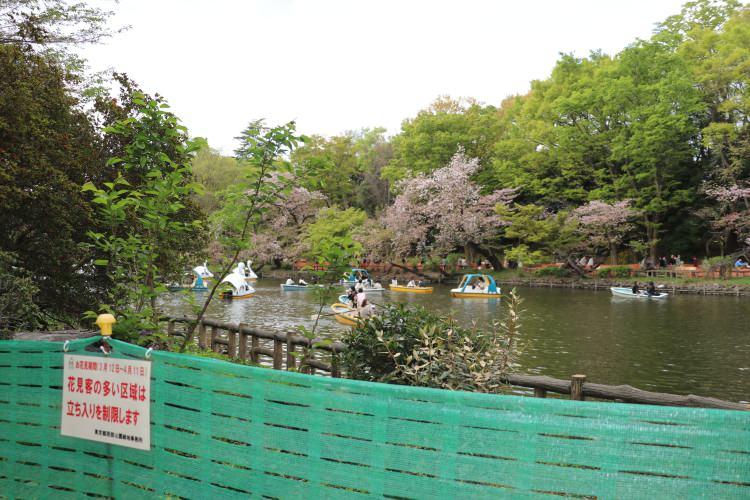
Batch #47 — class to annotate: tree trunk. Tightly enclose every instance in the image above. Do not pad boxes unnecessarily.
[609,242,618,265]
[466,242,503,270]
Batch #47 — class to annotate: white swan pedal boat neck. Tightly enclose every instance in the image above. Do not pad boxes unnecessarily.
[610,287,668,299]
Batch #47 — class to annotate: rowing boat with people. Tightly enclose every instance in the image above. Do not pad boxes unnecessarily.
[610,287,668,299]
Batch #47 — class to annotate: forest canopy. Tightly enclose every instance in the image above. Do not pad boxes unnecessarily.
[1,0,749,330]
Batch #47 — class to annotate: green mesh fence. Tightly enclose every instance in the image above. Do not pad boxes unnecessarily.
[1,337,749,499]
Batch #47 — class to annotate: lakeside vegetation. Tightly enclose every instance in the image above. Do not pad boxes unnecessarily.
[1,0,750,338]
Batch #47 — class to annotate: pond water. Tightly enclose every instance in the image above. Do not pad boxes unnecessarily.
[158,280,750,402]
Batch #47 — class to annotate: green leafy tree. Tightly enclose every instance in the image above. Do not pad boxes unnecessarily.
[0,251,42,336]
[303,207,367,259]
[83,93,203,340]
[292,128,392,213]
[182,120,303,350]
[384,96,502,182]
[0,0,117,47]
[190,140,249,214]
[0,43,107,326]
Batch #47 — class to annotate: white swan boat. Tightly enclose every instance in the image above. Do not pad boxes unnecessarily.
[220,272,255,300]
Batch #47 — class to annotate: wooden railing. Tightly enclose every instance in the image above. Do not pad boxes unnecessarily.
[167,317,346,377]
[166,317,748,411]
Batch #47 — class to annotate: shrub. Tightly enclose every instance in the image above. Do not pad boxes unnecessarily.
[0,252,42,336]
[596,266,632,278]
[341,290,523,393]
[534,267,571,278]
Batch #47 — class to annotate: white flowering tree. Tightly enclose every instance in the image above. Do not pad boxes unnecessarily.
[571,200,638,264]
[702,185,750,256]
[371,150,515,268]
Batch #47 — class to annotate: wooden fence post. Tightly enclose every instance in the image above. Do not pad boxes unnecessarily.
[273,336,283,370]
[331,353,341,378]
[250,335,259,363]
[534,387,547,398]
[237,323,247,360]
[570,374,586,401]
[167,320,175,338]
[198,321,207,349]
[286,334,296,371]
[211,326,220,353]
[228,325,238,359]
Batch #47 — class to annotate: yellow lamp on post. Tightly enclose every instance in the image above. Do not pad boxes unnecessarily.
[95,314,116,337]
[95,314,115,355]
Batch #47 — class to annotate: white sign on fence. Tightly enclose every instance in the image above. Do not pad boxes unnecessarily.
[61,354,151,450]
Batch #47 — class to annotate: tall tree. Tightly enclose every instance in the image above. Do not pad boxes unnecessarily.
[384,96,503,182]
[0,43,107,325]
[0,0,116,47]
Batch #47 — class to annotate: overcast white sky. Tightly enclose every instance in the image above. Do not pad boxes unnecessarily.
[83,0,687,153]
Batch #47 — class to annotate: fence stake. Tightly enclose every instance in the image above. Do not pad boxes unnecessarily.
[273,337,283,369]
[534,387,547,398]
[211,325,220,353]
[198,321,207,349]
[250,335,259,363]
[237,323,247,360]
[286,334,296,371]
[331,353,341,378]
[570,374,586,401]
[228,325,238,359]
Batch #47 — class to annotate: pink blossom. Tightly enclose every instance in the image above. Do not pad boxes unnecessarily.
[375,150,515,257]
[571,200,637,250]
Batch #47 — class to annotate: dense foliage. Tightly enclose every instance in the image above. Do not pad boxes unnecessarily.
[3,0,750,334]
[342,290,522,392]
[192,1,750,270]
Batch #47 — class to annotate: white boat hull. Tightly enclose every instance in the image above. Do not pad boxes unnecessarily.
[343,285,385,293]
[610,287,668,299]
[280,284,322,291]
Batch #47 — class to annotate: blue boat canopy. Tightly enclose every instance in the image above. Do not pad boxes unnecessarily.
[457,274,498,293]
[343,268,371,282]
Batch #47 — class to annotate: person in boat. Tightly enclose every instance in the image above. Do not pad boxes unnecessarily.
[417,280,425,287]
[407,279,416,287]
[346,285,357,305]
[646,281,658,296]
[285,277,294,286]
[475,277,486,291]
[298,277,307,286]
[356,288,374,318]
[391,278,398,286]
[632,281,640,294]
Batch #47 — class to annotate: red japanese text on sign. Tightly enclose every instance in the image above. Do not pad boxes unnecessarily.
[61,354,151,451]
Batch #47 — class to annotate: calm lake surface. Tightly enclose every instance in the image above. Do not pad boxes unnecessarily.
[159,280,750,402]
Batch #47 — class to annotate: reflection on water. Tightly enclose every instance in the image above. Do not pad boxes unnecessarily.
[158,280,750,402]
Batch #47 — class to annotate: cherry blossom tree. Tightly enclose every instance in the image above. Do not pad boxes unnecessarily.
[371,150,515,268]
[570,200,638,264]
[701,185,750,255]
[250,185,327,265]
[210,172,327,266]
